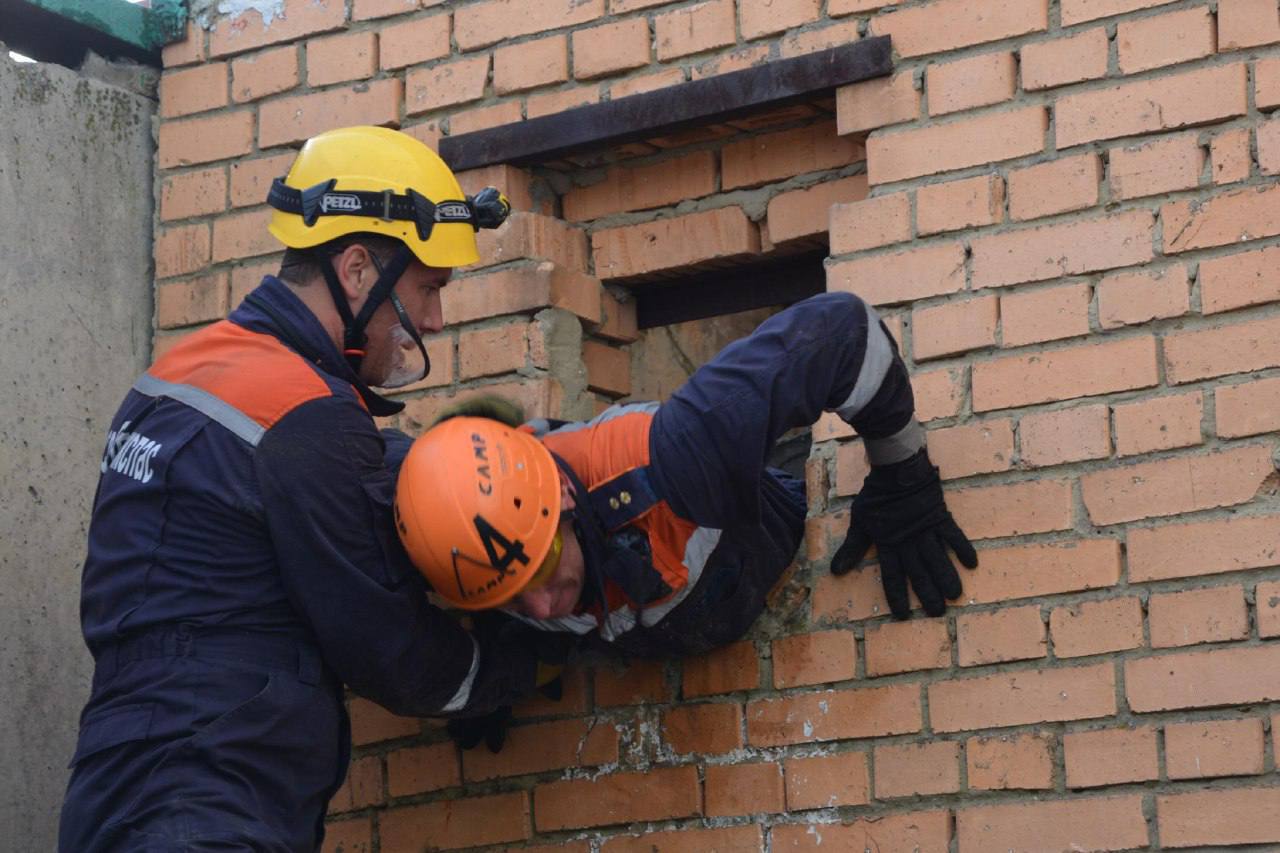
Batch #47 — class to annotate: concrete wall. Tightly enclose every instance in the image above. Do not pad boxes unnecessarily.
[0,51,154,844]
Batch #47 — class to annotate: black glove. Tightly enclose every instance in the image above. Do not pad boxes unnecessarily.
[830,448,977,619]
[447,706,513,752]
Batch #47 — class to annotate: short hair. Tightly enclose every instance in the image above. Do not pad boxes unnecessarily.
[277,233,406,286]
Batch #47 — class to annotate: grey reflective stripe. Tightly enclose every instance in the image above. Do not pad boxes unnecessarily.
[640,526,722,627]
[440,636,480,713]
[834,303,894,422]
[533,401,661,438]
[133,373,266,447]
[866,419,925,465]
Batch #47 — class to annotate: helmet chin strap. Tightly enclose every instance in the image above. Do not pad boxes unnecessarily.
[318,244,428,384]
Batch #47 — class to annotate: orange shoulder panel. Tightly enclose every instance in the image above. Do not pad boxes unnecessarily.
[540,411,653,490]
[149,321,333,429]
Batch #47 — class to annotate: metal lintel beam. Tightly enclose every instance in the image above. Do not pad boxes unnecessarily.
[439,37,892,172]
[0,0,187,66]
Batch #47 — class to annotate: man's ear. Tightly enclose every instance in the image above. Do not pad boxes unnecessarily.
[333,243,372,304]
[558,467,576,511]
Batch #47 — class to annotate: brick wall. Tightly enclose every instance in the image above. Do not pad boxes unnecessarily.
[155,0,1280,849]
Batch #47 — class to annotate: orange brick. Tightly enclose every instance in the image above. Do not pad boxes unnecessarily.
[594,658,668,707]
[159,62,228,119]
[1050,597,1144,658]
[1058,64,1247,148]
[1200,245,1280,314]
[160,167,227,221]
[157,273,230,329]
[836,71,920,134]
[307,31,376,86]
[260,79,401,148]
[454,0,603,51]
[458,322,528,379]
[831,439,870,498]
[450,101,520,136]
[564,151,716,222]
[960,795,1147,850]
[1020,27,1109,90]
[1128,513,1280,583]
[869,107,1046,185]
[1256,115,1280,173]
[463,718,617,781]
[739,0,819,39]
[534,766,699,830]
[1064,726,1158,787]
[442,264,551,327]
[572,18,649,79]
[229,152,294,209]
[933,663,1116,735]
[771,630,856,688]
[767,175,872,246]
[683,640,759,697]
[379,14,450,70]
[746,684,921,746]
[829,192,910,255]
[1000,283,1091,347]
[875,741,961,798]
[477,212,589,272]
[1150,584,1249,648]
[974,336,1158,411]
[1112,391,1203,457]
[971,210,1154,289]
[457,164,545,216]
[829,0,905,12]
[654,0,736,61]
[328,755,382,812]
[722,121,862,191]
[352,0,417,21]
[494,35,568,95]
[784,752,870,810]
[1007,153,1101,221]
[1165,315,1280,382]
[583,340,630,396]
[928,419,1014,479]
[1018,404,1110,468]
[348,696,419,745]
[705,762,784,816]
[230,45,299,103]
[827,242,966,306]
[915,174,1003,236]
[209,0,346,58]
[154,223,211,279]
[321,817,371,852]
[1163,183,1280,254]
[661,702,742,755]
[1256,57,1280,108]
[913,366,966,421]
[864,619,951,676]
[772,811,951,851]
[1109,132,1204,200]
[916,294,1003,356]
[592,207,759,280]
[1126,644,1280,712]
[1218,375,1280,438]
[780,20,863,57]
[1117,6,1214,74]
[609,67,685,101]
[158,111,255,169]
[211,208,276,263]
[1219,0,1280,50]
[1212,127,1252,184]
[602,826,761,853]
[966,732,1054,790]
[1082,444,1273,526]
[927,51,1016,116]
[871,0,1047,58]
[405,55,490,116]
[1166,717,1265,779]
[526,87,600,120]
[957,605,1046,666]
[512,665,588,718]
[380,792,529,850]
[1258,580,1280,637]
[162,20,206,68]
[1159,787,1280,848]
[948,479,1075,540]
[1061,0,1177,25]
[961,539,1123,605]
[1097,266,1190,329]
[385,742,459,798]
[691,44,772,80]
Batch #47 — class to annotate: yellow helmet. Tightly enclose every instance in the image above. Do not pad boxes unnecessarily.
[267,126,498,268]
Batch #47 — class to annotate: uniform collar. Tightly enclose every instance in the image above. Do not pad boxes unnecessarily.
[230,275,404,417]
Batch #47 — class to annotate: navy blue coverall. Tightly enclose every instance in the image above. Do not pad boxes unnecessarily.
[59,276,535,852]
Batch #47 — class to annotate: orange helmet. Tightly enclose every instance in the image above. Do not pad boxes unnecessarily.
[394,417,562,609]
